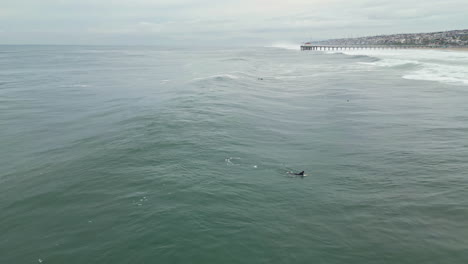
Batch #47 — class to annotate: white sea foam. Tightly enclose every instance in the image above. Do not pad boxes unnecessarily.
[266,43,301,51]
[328,49,468,86]
[358,59,420,67]
[225,157,241,165]
[403,64,468,85]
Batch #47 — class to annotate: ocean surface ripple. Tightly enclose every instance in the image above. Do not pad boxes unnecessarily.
[1,45,468,264]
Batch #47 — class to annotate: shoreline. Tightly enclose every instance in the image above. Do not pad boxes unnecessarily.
[419,47,468,51]
[440,48,468,52]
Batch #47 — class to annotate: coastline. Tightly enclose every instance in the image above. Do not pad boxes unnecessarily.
[413,47,468,52]
[444,47,468,52]
[428,47,468,51]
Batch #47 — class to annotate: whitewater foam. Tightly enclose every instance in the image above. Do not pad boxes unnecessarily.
[403,64,468,85]
[266,43,301,51]
[329,49,468,86]
[358,59,420,68]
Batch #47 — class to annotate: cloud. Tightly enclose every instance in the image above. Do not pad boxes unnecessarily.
[90,21,166,34]
[0,0,467,45]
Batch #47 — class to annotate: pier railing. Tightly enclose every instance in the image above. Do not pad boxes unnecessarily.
[300,45,445,50]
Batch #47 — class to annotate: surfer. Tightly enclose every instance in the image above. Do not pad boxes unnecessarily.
[294,171,305,176]
[287,170,305,177]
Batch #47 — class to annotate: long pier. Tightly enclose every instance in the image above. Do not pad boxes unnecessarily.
[300,45,443,50]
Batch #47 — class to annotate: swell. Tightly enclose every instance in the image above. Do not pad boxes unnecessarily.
[332,49,468,86]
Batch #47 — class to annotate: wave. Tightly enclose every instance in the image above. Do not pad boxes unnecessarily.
[331,49,468,86]
[350,54,376,60]
[265,43,300,51]
[191,70,261,82]
[359,59,420,68]
[403,64,468,85]
[191,74,240,82]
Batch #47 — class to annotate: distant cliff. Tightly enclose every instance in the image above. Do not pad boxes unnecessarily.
[317,29,468,47]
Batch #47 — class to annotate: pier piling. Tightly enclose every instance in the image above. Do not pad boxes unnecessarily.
[300,44,445,51]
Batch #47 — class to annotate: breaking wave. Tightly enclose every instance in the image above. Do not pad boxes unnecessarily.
[265,43,301,51]
[330,49,468,86]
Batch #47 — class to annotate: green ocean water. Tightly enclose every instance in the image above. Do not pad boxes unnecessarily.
[1,45,468,263]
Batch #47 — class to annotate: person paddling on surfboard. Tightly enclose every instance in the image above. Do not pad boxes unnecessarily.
[294,171,305,176]
[287,170,305,177]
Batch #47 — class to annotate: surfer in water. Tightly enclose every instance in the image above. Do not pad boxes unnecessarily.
[294,171,305,176]
[287,170,306,177]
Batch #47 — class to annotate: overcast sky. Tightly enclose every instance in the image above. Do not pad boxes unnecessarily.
[1,0,467,45]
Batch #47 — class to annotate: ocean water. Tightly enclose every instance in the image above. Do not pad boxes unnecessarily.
[1,45,468,263]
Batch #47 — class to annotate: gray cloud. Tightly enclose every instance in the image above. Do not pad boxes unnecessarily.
[0,0,467,45]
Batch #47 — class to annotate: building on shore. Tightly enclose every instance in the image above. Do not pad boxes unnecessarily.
[314,29,468,47]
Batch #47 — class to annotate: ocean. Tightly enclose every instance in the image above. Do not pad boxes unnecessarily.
[1,45,468,263]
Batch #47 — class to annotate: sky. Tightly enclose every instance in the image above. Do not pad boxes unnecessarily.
[1,0,468,46]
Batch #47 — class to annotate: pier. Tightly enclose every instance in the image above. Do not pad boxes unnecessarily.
[300,45,444,50]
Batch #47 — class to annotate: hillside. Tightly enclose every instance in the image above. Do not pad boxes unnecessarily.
[317,29,468,47]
